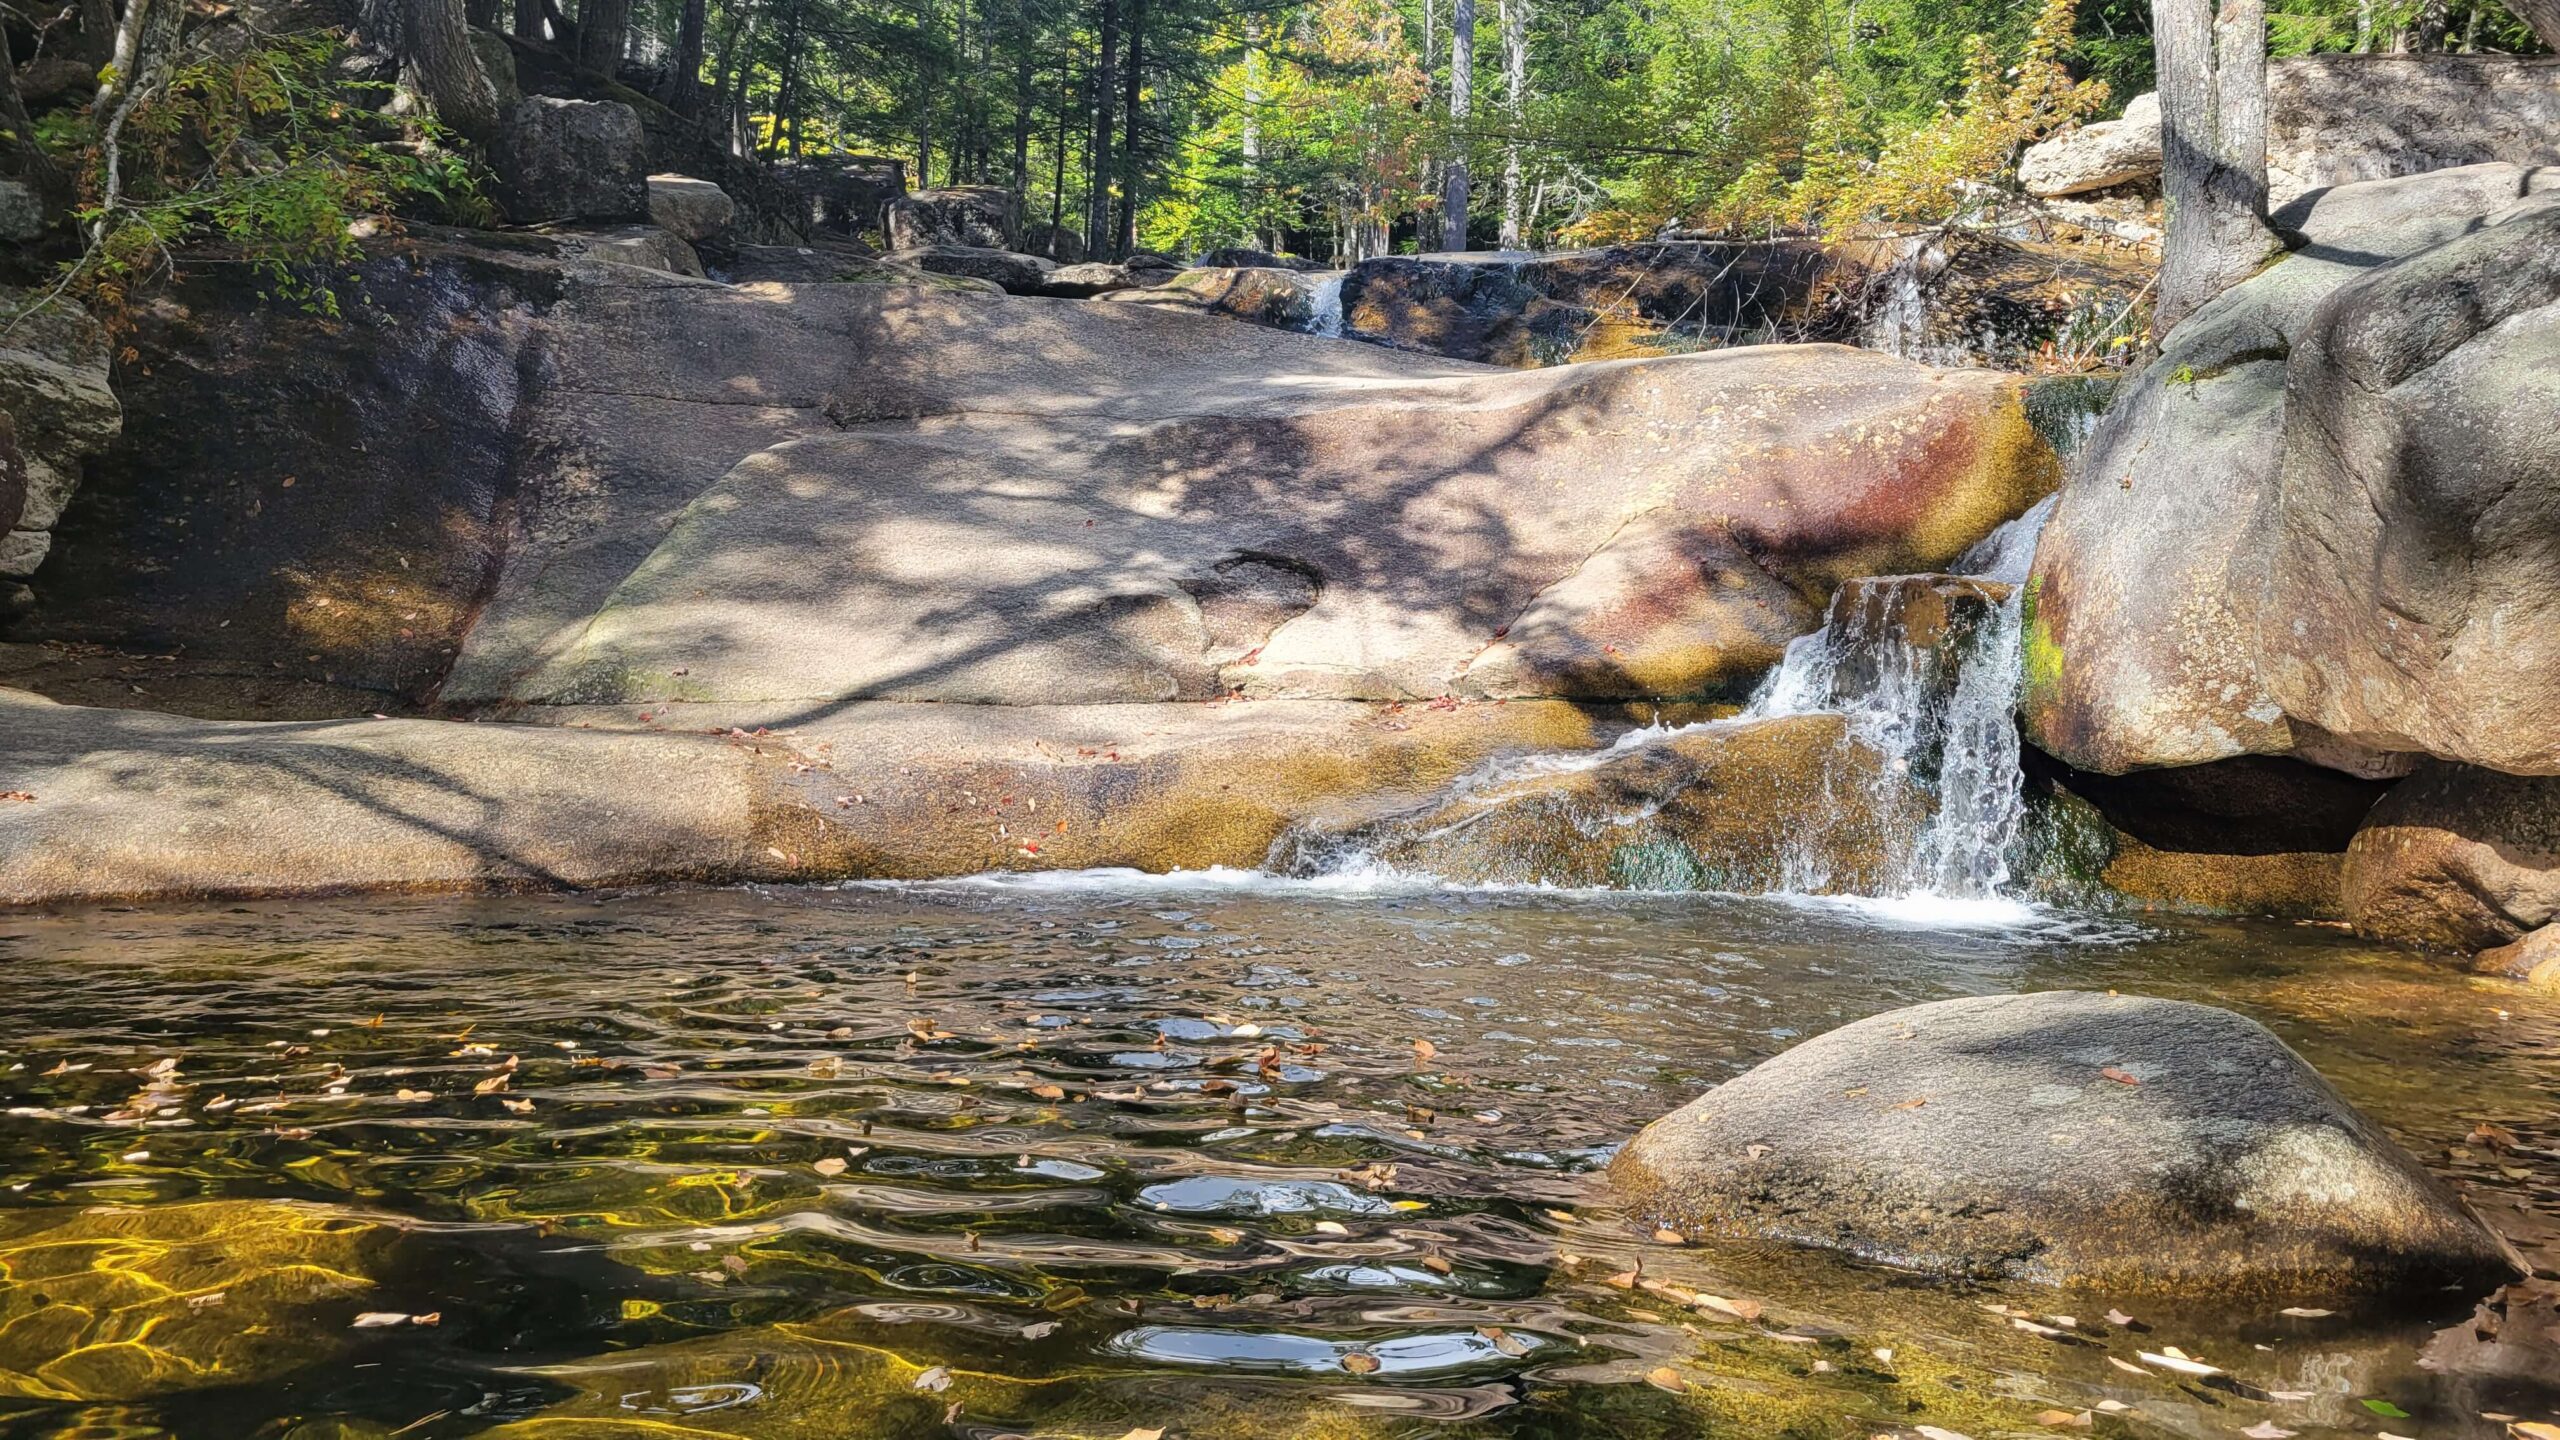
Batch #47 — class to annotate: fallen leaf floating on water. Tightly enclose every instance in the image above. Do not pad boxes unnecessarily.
[1478,1325,1533,1357]
[2239,1425,2296,1439]
[1206,1226,1243,1244]
[2360,1399,2411,1419]
[1341,1351,1381,1375]
[1651,1228,1686,1245]
[2138,1348,2221,1377]
[1696,1294,1762,1322]
[395,1089,431,1102]
[1119,1430,1165,1440]
[2508,1424,2560,1440]
[473,1073,510,1095]
[352,1312,438,1328]
[1311,1221,1349,1236]
[2104,1308,2139,1327]
[813,1158,847,1176]
[2106,1357,2146,1375]
[912,1366,952,1392]
[2095,1399,2131,1413]
[500,1099,533,1114]
[1029,1084,1066,1101]
[2033,1409,2092,1429]
[2277,1306,2333,1318]
[1412,1039,1438,1066]
[1643,1366,1686,1393]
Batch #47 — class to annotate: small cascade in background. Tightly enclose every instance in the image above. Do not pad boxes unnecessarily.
[1305,275,1347,338]
[1275,384,2107,912]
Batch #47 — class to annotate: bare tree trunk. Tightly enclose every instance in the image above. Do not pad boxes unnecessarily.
[1441,0,1473,251]
[1115,0,1140,257]
[667,0,707,114]
[575,0,631,73]
[2411,0,2449,47]
[2154,0,2273,331]
[1010,0,1034,197]
[1239,16,1261,228]
[1085,0,1117,256]
[402,0,503,139]
[2506,0,2560,48]
[1497,0,1527,249]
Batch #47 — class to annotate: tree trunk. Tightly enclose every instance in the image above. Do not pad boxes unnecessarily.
[1240,18,1261,232]
[2507,0,2560,48]
[1441,0,1473,251]
[667,0,707,114]
[575,0,631,74]
[1116,0,1140,257]
[2153,0,2272,331]
[402,0,503,140]
[713,2,760,152]
[1497,0,1527,249]
[2411,0,2449,48]
[1010,0,1034,196]
[1086,0,1118,257]
[769,0,803,155]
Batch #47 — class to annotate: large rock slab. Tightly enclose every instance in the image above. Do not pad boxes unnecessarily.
[0,686,1614,901]
[882,243,1057,293]
[491,97,649,223]
[2269,55,2560,208]
[481,342,2053,708]
[2021,164,2560,775]
[2018,92,2160,198]
[1613,991,2521,1295]
[2255,191,2560,775]
[9,228,2054,719]
[2343,762,2560,953]
[1334,243,1846,367]
[1108,265,1341,329]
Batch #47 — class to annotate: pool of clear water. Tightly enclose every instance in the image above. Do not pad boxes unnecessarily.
[1,877,2555,1439]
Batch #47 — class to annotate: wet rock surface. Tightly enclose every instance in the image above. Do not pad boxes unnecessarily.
[1613,990,2522,1295]
[1291,713,1923,892]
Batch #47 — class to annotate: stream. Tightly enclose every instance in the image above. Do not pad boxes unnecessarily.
[1,882,2555,1438]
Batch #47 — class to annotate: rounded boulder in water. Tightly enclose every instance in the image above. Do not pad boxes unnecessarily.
[1611,990,2522,1296]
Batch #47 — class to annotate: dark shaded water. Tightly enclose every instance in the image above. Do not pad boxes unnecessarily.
[1,877,2556,1439]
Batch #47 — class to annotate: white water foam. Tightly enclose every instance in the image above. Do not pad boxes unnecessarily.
[1305,275,1346,338]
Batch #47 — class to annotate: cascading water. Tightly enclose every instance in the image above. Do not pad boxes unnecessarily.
[1305,274,1347,338]
[1740,494,2056,901]
[1276,390,2103,909]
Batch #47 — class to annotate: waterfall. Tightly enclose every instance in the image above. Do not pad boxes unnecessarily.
[1305,274,1346,338]
[1743,498,2052,900]
[1272,494,2062,911]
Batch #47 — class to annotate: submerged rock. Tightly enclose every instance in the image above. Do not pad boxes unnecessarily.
[1613,991,2521,1295]
[1299,713,1924,892]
